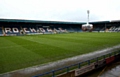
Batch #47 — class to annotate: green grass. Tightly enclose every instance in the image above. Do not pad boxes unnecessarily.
[0,32,120,74]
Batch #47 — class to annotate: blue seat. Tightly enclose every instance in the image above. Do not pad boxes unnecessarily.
[0,28,3,34]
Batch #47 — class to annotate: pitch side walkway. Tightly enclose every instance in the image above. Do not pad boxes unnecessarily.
[0,45,120,77]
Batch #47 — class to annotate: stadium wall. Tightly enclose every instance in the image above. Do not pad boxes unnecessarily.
[31,44,120,77]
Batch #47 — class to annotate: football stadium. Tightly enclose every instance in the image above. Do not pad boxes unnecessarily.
[0,18,120,77]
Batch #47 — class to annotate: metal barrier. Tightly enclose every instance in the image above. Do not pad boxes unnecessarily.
[33,50,120,77]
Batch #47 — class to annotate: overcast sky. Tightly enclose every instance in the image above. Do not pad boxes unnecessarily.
[0,0,120,22]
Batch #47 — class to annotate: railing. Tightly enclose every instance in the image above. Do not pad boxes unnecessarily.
[33,50,120,77]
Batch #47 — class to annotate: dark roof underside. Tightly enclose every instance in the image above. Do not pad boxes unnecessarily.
[1,19,119,25]
[0,19,85,25]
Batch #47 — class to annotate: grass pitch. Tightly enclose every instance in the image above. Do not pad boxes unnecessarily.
[0,32,120,74]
